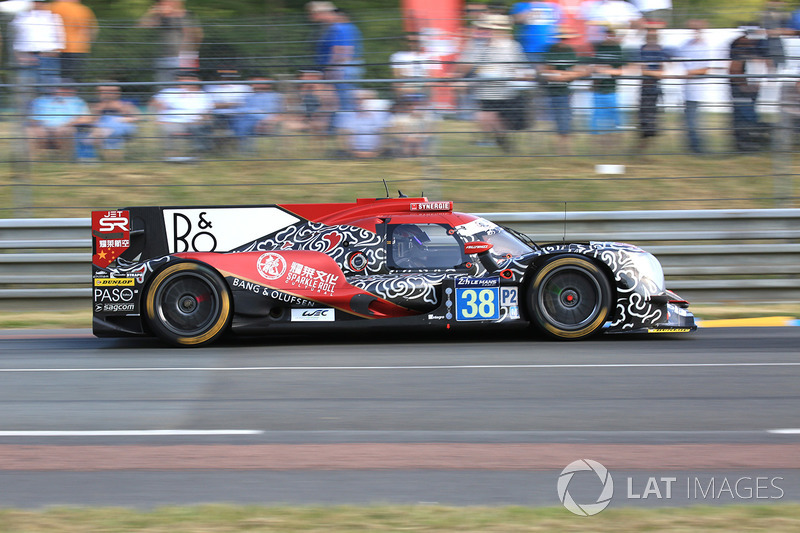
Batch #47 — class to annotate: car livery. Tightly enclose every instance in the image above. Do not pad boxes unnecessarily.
[91,198,696,346]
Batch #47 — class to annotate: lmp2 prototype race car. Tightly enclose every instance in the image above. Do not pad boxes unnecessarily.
[91,197,696,346]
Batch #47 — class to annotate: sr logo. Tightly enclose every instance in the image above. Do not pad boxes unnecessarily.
[98,213,129,233]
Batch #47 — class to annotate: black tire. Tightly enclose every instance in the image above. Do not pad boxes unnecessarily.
[529,256,612,340]
[144,262,232,347]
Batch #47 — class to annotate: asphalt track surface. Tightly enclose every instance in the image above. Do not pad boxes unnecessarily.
[0,326,799,509]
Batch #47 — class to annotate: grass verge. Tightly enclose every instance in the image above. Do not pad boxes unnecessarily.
[1,504,799,532]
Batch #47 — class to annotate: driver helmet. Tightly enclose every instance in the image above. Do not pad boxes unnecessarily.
[393,225,429,262]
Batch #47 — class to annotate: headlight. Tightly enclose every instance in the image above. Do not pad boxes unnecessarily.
[630,252,665,294]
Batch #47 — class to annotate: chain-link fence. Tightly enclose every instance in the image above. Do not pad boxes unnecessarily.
[0,9,798,216]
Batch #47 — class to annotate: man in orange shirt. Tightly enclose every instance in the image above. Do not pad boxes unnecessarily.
[48,0,98,81]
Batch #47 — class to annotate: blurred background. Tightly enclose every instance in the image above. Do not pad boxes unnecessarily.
[0,0,797,218]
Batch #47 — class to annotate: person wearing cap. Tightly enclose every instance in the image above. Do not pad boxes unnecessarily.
[509,1,562,64]
[26,79,91,158]
[308,3,363,112]
[540,26,587,155]
[12,0,66,89]
[457,13,528,152]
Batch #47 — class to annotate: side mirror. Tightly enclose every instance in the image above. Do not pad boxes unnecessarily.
[464,241,493,255]
[464,241,498,272]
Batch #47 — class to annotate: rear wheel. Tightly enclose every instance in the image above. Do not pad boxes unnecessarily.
[529,256,612,340]
[145,262,231,347]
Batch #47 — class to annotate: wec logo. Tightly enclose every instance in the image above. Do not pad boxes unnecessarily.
[290,308,335,322]
[557,459,614,516]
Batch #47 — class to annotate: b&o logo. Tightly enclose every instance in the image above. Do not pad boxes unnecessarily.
[257,252,287,280]
[557,459,614,516]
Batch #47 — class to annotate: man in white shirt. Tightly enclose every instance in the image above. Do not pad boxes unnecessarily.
[679,19,711,154]
[12,0,65,88]
[151,72,214,160]
[390,32,435,100]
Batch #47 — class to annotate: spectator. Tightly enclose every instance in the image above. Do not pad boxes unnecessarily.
[457,14,528,152]
[389,93,437,157]
[336,89,390,158]
[729,28,770,152]
[390,32,435,100]
[139,0,203,83]
[586,25,627,149]
[26,80,90,158]
[580,0,643,47]
[761,1,794,71]
[308,2,363,111]
[540,26,586,155]
[48,0,97,81]
[284,69,338,138]
[453,6,493,121]
[151,72,213,161]
[206,67,253,141]
[89,83,139,159]
[12,0,65,89]
[509,0,562,64]
[679,19,711,154]
[635,25,669,152]
[231,75,286,152]
[779,78,800,148]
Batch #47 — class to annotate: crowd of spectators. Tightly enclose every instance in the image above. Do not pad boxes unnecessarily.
[7,0,800,161]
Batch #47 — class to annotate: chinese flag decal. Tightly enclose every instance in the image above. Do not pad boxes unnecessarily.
[92,210,131,268]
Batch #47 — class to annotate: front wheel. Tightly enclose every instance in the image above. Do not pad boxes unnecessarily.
[144,262,232,347]
[528,256,612,340]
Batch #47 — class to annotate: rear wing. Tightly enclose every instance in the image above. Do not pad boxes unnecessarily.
[92,206,302,267]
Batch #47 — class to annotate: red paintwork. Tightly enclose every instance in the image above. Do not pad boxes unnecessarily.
[175,251,418,319]
[279,197,476,232]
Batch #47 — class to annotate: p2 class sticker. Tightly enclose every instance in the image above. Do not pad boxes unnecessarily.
[455,286,500,321]
[290,308,335,322]
[347,251,368,272]
[500,286,518,307]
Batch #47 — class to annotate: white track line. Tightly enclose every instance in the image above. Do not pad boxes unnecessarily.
[0,362,798,373]
[767,429,800,435]
[0,430,264,437]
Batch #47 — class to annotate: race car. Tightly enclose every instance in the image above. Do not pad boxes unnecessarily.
[91,197,696,346]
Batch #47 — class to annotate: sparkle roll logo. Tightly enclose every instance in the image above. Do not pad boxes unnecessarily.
[557,459,614,516]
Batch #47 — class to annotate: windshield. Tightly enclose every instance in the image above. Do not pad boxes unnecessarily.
[456,218,534,261]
